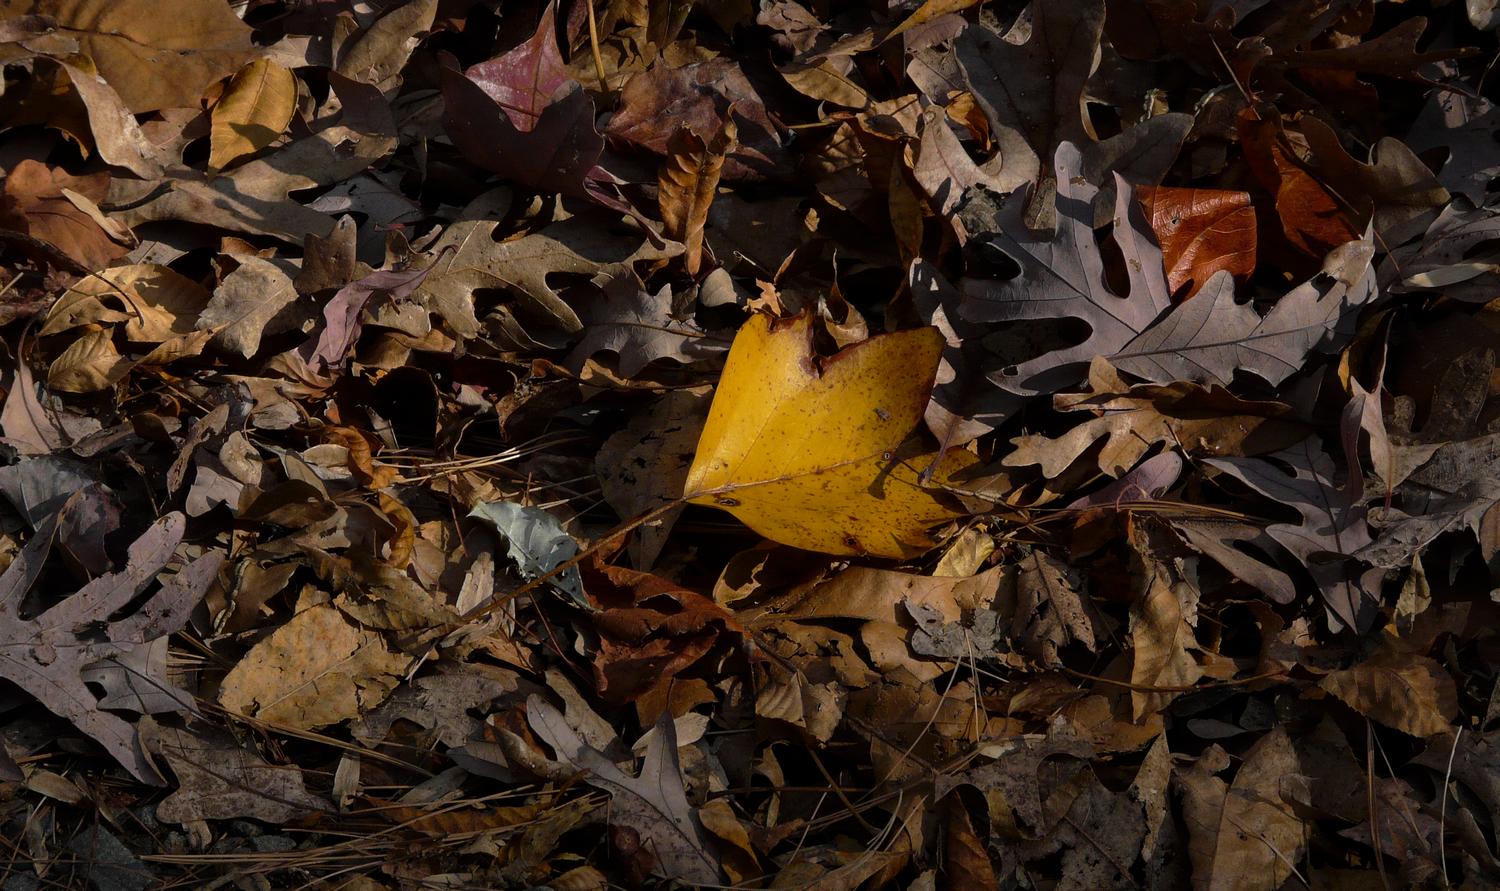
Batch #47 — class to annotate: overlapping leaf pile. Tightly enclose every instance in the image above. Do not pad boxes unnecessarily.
[0,0,1498,888]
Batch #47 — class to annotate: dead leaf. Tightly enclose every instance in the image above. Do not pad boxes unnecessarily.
[527,695,722,885]
[684,312,968,558]
[10,0,260,113]
[208,58,297,173]
[144,719,331,824]
[218,604,411,730]
[0,498,222,783]
[1136,186,1256,301]
[0,160,128,270]
[1177,731,1306,891]
[1320,637,1458,737]
[659,118,736,276]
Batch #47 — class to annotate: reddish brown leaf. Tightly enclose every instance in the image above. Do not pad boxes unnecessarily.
[659,119,736,276]
[0,160,129,271]
[1136,186,1256,301]
[582,557,742,706]
[1238,110,1361,261]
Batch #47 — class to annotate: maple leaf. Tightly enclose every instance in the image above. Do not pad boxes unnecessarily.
[0,497,223,783]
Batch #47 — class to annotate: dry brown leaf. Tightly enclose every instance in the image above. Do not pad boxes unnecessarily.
[47,325,129,393]
[7,0,261,113]
[1136,186,1257,301]
[1320,637,1458,737]
[208,58,297,173]
[218,604,411,730]
[0,160,128,271]
[1178,731,1305,891]
[659,119,736,276]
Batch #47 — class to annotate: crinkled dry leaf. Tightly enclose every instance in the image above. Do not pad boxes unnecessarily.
[218,604,411,730]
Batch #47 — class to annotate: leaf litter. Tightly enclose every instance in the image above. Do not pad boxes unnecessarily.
[0,1,1496,888]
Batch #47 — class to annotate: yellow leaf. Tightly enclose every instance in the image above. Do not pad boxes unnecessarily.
[684,313,968,558]
[209,59,297,173]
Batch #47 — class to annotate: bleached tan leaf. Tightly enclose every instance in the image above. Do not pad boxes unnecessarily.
[5,0,261,113]
[1320,638,1458,737]
[47,326,129,393]
[218,604,411,730]
[198,256,302,358]
[209,59,297,173]
[44,264,208,342]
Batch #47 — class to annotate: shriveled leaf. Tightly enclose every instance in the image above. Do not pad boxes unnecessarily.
[684,313,967,558]
[209,59,297,173]
[659,119,735,275]
[470,501,586,608]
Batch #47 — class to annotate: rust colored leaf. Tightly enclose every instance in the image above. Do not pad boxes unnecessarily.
[659,119,736,276]
[1137,186,1256,301]
[1239,110,1361,261]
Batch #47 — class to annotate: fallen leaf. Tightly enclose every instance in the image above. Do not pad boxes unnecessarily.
[959,142,1172,397]
[527,695,722,885]
[1177,731,1306,891]
[1113,239,1377,387]
[595,388,710,568]
[218,604,411,730]
[683,313,967,558]
[0,160,128,270]
[208,59,297,173]
[11,0,260,113]
[1320,637,1458,737]
[1136,186,1256,301]
[470,501,586,608]
[0,498,222,783]
[659,118,736,276]
[198,255,303,358]
[143,719,331,824]
[457,0,569,131]
[954,0,1104,224]
[564,278,726,378]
